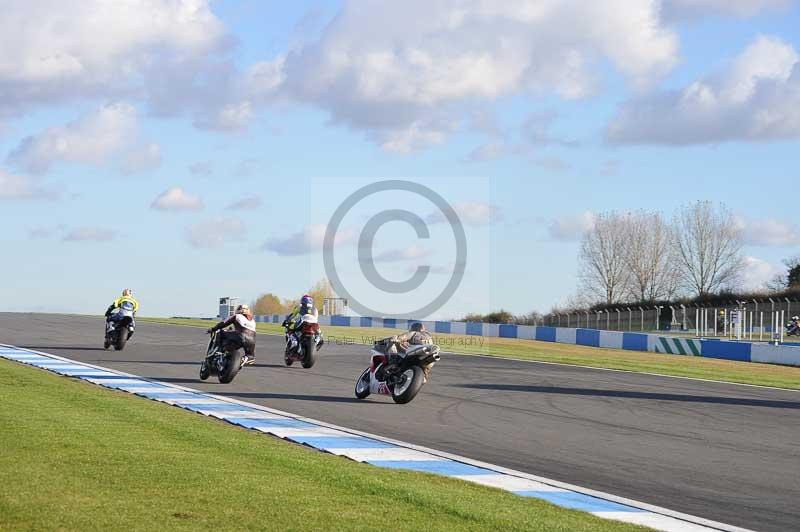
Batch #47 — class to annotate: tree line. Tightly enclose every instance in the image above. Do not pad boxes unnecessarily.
[567,200,799,313]
[461,201,799,324]
[250,278,335,316]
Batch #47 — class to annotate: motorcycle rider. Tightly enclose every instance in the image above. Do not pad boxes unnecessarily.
[105,289,139,341]
[207,304,257,366]
[382,322,435,381]
[282,295,319,354]
[105,288,139,317]
[788,316,800,335]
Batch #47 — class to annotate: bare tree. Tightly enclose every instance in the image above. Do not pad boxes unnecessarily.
[623,210,680,302]
[767,255,800,291]
[578,212,630,304]
[672,201,743,296]
[516,310,544,325]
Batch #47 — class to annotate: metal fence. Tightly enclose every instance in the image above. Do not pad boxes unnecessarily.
[540,297,799,339]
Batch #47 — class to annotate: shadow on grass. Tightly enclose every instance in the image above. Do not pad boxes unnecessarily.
[455,383,800,409]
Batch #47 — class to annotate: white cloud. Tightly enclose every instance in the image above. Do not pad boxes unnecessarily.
[234,158,260,177]
[426,201,501,226]
[379,120,452,153]
[374,245,433,262]
[662,0,791,20]
[735,216,800,247]
[466,110,574,161]
[195,101,254,132]
[549,211,596,241]
[63,227,116,242]
[521,110,577,147]
[151,187,204,212]
[535,156,570,173]
[466,141,508,162]
[274,1,677,149]
[263,223,355,256]
[9,103,135,173]
[0,0,227,115]
[226,195,263,210]
[8,103,160,174]
[186,217,245,249]
[608,36,800,144]
[189,161,214,176]
[740,256,781,290]
[121,142,161,175]
[0,169,58,200]
[243,57,287,100]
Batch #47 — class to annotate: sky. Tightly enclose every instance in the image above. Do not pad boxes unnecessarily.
[1,0,799,319]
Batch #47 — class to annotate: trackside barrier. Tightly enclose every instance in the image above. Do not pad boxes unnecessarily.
[255,315,800,367]
[652,337,701,356]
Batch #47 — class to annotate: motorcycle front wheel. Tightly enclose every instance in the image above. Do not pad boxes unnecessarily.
[199,359,210,380]
[391,366,424,404]
[354,367,371,399]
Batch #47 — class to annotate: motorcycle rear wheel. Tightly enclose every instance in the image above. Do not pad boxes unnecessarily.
[354,367,371,399]
[218,349,243,384]
[301,336,317,368]
[114,331,127,351]
[391,366,424,404]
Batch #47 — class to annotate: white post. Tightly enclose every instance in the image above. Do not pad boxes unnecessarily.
[701,308,705,337]
[774,311,778,343]
[713,309,718,336]
[781,310,785,343]
[737,309,742,341]
[759,312,763,341]
[749,311,753,340]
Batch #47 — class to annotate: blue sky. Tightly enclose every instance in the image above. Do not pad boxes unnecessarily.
[1,0,799,318]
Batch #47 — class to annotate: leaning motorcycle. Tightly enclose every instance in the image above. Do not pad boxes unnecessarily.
[200,330,245,384]
[786,322,800,337]
[284,314,324,368]
[104,301,136,351]
[354,338,440,404]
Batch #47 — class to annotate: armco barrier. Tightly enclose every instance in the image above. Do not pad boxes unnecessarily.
[254,314,800,367]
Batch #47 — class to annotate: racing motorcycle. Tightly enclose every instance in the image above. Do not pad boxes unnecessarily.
[786,319,800,337]
[200,330,245,384]
[354,338,440,404]
[284,314,324,368]
[104,301,136,351]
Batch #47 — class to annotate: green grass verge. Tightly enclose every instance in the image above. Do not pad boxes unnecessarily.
[138,317,800,390]
[0,359,644,532]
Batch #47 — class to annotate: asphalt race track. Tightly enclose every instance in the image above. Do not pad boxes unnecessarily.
[2,313,798,531]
